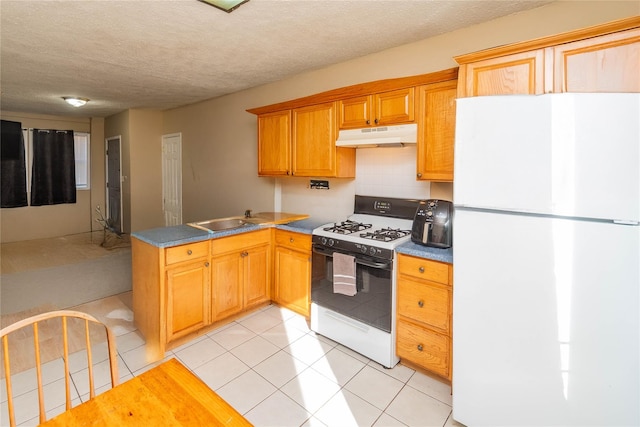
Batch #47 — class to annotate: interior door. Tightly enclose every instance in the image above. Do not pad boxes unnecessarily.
[162,133,182,226]
[105,136,122,234]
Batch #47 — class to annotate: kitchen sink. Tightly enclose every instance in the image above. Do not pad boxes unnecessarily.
[187,216,267,233]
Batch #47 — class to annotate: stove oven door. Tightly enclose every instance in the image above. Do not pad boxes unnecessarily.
[311,245,393,333]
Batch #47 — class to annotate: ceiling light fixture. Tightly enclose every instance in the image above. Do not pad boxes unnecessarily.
[198,0,249,13]
[63,97,89,107]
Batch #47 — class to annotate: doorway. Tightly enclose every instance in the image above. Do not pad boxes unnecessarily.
[162,133,182,226]
[105,136,123,234]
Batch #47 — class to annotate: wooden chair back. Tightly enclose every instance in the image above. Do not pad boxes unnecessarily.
[1,310,119,426]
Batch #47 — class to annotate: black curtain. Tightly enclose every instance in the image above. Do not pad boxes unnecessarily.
[1,120,28,208]
[31,129,76,206]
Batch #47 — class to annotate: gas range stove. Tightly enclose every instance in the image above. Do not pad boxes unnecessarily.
[310,195,421,368]
[312,196,419,259]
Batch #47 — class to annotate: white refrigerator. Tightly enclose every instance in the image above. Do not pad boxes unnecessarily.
[452,93,639,427]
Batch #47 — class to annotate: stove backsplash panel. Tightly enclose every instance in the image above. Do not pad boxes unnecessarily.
[355,146,430,199]
[278,146,437,222]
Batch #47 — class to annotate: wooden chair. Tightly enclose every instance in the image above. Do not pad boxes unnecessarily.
[1,310,119,426]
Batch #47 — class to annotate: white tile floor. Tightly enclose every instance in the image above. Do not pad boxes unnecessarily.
[2,302,464,427]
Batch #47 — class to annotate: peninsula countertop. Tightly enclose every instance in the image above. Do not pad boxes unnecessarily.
[131,212,310,248]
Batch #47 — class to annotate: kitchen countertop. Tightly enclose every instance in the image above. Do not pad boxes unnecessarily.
[396,241,453,264]
[251,212,310,225]
[132,212,312,248]
[131,224,261,247]
[132,216,454,265]
[275,218,326,234]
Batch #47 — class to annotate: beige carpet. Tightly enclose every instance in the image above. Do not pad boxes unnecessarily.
[1,232,132,315]
[1,232,135,376]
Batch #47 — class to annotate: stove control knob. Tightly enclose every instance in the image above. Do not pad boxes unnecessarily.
[428,201,436,208]
[360,245,368,254]
[427,210,433,217]
[328,239,335,247]
[321,237,327,245]
[370,247,377,256]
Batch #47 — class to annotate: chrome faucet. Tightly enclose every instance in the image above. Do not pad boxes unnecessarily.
[244,209,252,218]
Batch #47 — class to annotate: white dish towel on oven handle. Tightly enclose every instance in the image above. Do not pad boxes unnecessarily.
[333,252,357,296]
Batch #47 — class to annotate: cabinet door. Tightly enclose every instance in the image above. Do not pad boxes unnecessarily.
[166,260,209,343]
[374,87,415,126]
[552,28,640,93]
[244,244,270,308]
[416,80,457,182]
[458,49,545,97]
[258,110,291,176]
[211,252,243,320]
[292,102,338,177]
[338,95,373,129]
[274,246,311,317]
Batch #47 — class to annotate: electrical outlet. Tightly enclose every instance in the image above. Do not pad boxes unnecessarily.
[310,179,329,190]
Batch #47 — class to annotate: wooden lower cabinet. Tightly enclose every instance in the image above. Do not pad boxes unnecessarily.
[211,229,271,321]
[273,229,311,317]
[397,319,450,379]
[132,229,272,362]
[166,260,210,343]
[210,251,243,320]
[396,254,453,380]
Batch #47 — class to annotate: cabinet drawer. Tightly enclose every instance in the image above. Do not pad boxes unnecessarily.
[398,278,450,333]
[398,254,450,285]
[397,318,450,379]
[211,229,271,256]
[275,230,311,252]
[165,241,209,265]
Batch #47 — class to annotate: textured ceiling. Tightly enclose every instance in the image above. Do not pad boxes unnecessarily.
[1,0,550,118]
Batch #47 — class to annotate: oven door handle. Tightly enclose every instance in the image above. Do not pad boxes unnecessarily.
[312,246,392,270]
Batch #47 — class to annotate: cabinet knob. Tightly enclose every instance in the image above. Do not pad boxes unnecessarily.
[241,251,248,257]
[374,118,379,124]
[417,173,422,178]
[418,266,425,273]
[418,300,424,308]
[366,119,370,125]
[289,238,294,243]
[205,262,210,267]
[187,250,193,255]
[417,344,424,352]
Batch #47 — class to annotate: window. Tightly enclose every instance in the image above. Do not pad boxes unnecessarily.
[74,132,90,189]
[20,129,90,195]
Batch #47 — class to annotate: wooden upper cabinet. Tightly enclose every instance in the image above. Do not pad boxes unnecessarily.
[338,87,415,129]
[257,110,291,176]
[338,95,372,129]
[457,49,545,98]
[416,80,457,182]
[257,103,355,178]
[292,102,355,178]
[552,27,640,93]
[455,17,640,97]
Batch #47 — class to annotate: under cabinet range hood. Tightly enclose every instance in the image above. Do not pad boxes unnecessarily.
[335,123,418,148]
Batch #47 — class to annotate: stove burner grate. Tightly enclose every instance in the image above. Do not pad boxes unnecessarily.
[323,219,372,235]
[360,227,411,242]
